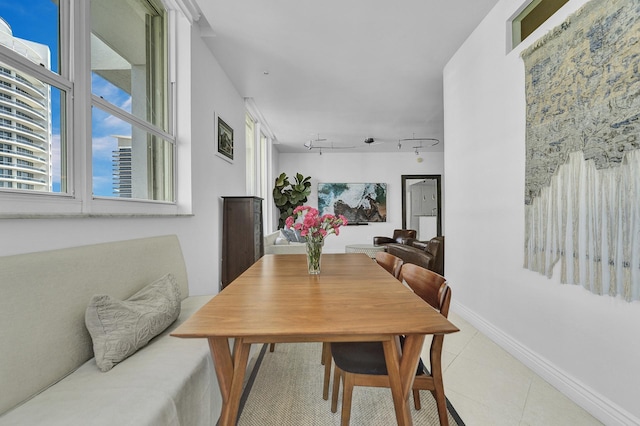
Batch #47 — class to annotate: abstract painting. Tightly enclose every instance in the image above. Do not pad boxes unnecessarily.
[318,183,387,223]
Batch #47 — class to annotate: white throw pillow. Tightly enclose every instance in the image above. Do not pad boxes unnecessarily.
[275,231,290,245]
[85,273,181,372]
[273,235,289,246]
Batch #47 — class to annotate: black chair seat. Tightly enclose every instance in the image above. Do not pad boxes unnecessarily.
[331,340,426,376]
[332,342,387,375]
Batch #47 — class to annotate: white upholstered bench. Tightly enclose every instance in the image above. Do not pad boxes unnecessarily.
[0,235,220,426]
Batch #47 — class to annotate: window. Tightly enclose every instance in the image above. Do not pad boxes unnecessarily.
[245,99,275,231]
[511,0,570,48]
[259,131,268,202]
[0,0,184,215]
[0,2,64,195]
[245,113,256,195]
[91,0,173,201]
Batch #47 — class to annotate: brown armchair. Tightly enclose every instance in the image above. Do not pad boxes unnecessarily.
[372,229,417,246]
[386,235,445,276]
[408,236,445,276]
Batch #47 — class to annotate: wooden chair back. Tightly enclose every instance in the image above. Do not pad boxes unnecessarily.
[375,251,404,281]
[400,263,450,317]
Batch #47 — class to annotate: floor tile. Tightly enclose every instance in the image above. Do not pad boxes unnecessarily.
[446,388,523,426]
[444,340,533,418]
[444,312,478,355]
[520,376,603,426]
[442,311,601,426]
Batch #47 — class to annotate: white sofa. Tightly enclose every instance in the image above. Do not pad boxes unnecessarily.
[263,230,306,254]
[0,235,219,426]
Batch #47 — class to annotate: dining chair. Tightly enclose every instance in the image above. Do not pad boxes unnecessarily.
[329,263,452,426]
[321,251,405,400]
[374,251,404,281]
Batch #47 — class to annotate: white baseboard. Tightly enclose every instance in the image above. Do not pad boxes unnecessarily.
[451,301,639,426]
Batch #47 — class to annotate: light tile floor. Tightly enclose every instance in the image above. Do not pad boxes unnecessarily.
[436,312,603,426]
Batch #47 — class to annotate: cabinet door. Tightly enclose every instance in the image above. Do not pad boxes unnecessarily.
[221,197,263,289]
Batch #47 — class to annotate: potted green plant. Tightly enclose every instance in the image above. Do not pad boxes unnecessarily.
[273,172,311,228]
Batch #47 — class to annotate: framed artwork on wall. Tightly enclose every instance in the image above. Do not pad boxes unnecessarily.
[318,182,387,223]
[216,114,234,163]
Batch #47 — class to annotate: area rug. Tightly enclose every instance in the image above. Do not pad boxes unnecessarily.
[237,342,465,425]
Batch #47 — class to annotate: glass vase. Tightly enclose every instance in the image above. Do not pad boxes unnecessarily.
[305,237,323,275]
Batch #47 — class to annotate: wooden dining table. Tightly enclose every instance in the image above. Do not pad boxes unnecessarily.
[171,253,459,425]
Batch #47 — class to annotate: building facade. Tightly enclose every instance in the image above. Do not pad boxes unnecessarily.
[0,18,51,191]
[112,136,132,198]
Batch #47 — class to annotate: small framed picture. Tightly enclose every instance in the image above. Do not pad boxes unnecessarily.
[216,114,234,163]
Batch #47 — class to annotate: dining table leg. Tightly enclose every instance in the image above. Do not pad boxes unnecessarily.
[209,337,251,426]
[382,334,426,426]
[322,342,332,400]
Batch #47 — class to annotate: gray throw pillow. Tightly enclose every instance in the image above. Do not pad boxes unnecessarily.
[281,227,304,243]
[85,273,182,372]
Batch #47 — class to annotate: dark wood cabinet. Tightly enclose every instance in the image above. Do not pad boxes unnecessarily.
[221,196,264,289]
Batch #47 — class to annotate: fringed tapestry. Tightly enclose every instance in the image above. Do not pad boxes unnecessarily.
[522,0,640,301]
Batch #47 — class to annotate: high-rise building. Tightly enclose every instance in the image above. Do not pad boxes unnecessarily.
[0,17,51,191]
[112,136,132,198]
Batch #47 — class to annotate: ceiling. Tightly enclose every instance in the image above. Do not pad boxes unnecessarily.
[194,1,500,153]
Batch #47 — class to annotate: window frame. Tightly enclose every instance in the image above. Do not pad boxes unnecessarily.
[509,0,570,50]
[0,0,189,217]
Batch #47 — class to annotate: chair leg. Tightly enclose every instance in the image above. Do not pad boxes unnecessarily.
[431,339,449,426]
[432,387,448,426]
[269,343,275,352]
[331,366,341,413]
[431,377,449,425]
[413,388,421,410]
[322,343,332,400]
[340,372,355,426]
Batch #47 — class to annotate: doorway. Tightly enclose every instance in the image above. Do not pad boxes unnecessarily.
[401,175,442,239]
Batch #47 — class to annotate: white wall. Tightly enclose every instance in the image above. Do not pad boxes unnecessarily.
[443,0,640,424]
[276,151,443,253]
[0,19,248,297]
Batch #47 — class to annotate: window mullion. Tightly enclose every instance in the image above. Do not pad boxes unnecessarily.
[0,47,71,92]
[74,0,92,210]
[92,95,174,144]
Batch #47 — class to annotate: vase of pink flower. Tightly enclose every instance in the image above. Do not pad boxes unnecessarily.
[285,205,348,274]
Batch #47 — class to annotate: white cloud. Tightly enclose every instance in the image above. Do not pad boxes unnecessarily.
[120,97,132,112]
[91,74,132,113]
[92,135,117,155]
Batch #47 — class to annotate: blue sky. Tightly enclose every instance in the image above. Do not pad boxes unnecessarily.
[0,1,132,196]
[0,1,58,71]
